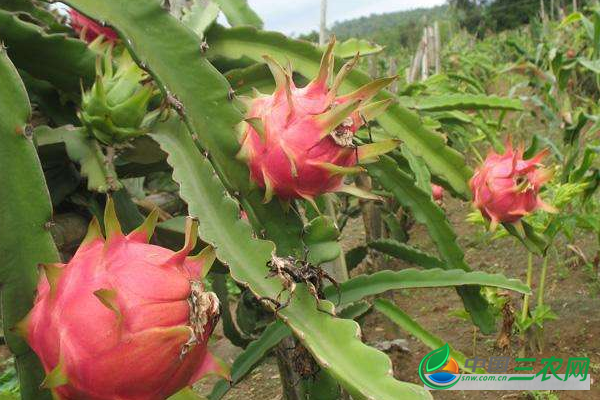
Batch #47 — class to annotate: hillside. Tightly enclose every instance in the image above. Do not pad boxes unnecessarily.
[300,5,450,54]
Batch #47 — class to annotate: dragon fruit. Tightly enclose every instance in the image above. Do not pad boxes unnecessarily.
[237,39,399,204]
[69,9,119,43]
[470,140,555,231]
[18,199,224,400]
[431,184,444,203]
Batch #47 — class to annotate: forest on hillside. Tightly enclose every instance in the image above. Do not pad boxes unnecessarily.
[301,0,595,55]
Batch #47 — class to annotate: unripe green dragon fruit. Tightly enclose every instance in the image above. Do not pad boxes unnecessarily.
[237,38,399,204]
[78,50,155,145]
[18,199,225,400]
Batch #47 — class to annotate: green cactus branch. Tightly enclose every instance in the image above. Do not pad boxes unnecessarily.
[149,116,431,399]
[212,0,263,29]
[0,9,96,92]
[0,0,70,32]
[34,125,122,192]
[400,94,524,111]
[204,24,474,197]
[323,268,531,306]
[0,47,55,400]
[369,239,447,270]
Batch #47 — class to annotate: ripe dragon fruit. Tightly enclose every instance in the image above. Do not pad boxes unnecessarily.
[18,199,224,400]
[431,184,444,203]
[69,9,119,43]
[237,39,399,204]
[470,140,555,231]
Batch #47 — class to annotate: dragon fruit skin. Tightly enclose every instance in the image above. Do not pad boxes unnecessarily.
[470,141,555,230]
[69,9,119,43]
[238,39,399,203]
[20,200,223,400]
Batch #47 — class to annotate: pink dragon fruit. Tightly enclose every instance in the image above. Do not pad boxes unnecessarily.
[470,140,555,231]
[431,184,444,203]
[18,199,224,400]
[69,9,119,43]
[237,39,399,205]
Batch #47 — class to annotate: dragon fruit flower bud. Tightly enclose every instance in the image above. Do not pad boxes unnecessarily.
[79,50,155,145]
[470,140,556,231]
[69,9,119,44]
[18,199,226,400]
[237,38,399,206]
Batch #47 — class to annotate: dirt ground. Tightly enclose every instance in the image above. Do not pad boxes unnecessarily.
[198,197,600,400]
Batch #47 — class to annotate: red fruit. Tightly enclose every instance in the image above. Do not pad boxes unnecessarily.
[431,184,444,203]
[69,9,119,43]
[470,140,555,231]
[237,39,399,204]
[20,200,224,400]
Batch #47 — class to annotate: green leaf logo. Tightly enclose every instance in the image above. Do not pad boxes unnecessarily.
[425,344,450,372]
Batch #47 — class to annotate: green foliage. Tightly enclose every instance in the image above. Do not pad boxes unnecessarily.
[0,47,55,400]
[35,125,122,192]
[0,0,69,33]
[405,94,524,111]
[326,37,384,58]
[0,9,96,92]
[212,0,263,29]
[366,156,496,333]
[167,388,208,400]
[369,239,445,270]
[303,216,341,265]
[0,359,19,397]
[324,268,530,306]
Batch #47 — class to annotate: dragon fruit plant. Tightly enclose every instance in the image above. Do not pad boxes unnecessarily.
[470,140,555,231]
[0,1,540,399]
[17,199,223,400]
[237,40,399,204]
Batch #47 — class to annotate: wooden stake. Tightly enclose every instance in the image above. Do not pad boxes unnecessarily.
[319,0,327,46]
[421,27,429,81]
[540,0,546,22]
[434,21,441,75]
[388,57,398,92]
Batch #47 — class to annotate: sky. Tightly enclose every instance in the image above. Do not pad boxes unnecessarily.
[245,0,446,35]
[55,1,446,36]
